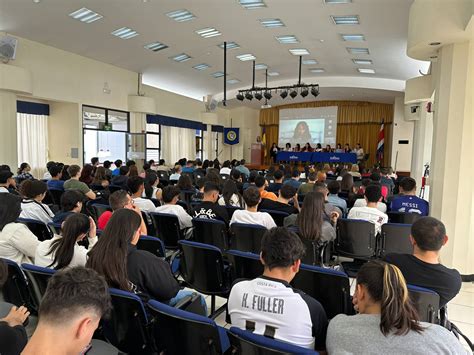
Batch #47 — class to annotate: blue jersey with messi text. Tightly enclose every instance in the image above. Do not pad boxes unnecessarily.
[390,195,429,216]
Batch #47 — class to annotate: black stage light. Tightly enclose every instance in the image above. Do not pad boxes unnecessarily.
[301,88,309,97]
[311,86,319,97]
[290,90,298,99]
[264,91,272,100]
[280,90,288,99]
[245,92,253,100]
[236,93,245,101]
[255,92,263,100]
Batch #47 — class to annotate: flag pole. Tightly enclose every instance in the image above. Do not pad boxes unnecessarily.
[230,118,233,160]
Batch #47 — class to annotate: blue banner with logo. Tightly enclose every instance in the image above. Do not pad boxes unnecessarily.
[223,127,240,145]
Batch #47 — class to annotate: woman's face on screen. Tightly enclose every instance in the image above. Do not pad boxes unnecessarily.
[297,123,307,135]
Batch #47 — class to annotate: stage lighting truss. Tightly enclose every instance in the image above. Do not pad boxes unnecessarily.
[236,56,320,102]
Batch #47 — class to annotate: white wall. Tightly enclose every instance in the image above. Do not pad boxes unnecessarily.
[227,106,261,162]
[390,96,414,172]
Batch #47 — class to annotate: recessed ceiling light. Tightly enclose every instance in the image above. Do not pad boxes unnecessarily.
[289,48,310,56]
[341,34,365,41]
[144,41,168,52]
[255,63,268,70]
[325,0,352,3]
[166,9,196,22]
[309,68,325,73]
[218,42,240,50]
[347,47,370,54]
[32,0,41,3]
[211,71,226,78]
[195,27,222,38]
[259,18,285,28]
[236,53,256,61]
[429,42,441,46]
[352,59,372,65]
[358,68,375,74]
[69,7,103,23]
[239,0,266,10]
[331,15,360,25]
[302,59,318,65]
[169,53,192,62]
[193,63,211,71]
[227,79,241,84]
[267,71,280,76]
[111,27,139,39]
[275,35,299,44]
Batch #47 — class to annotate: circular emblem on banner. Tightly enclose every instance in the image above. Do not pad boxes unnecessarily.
[227,130,237,142]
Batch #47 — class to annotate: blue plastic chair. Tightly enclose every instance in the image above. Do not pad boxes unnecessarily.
[407,284,440,323]
[226,250,263,281]
[136,235,166,258]
[21,264,56,310]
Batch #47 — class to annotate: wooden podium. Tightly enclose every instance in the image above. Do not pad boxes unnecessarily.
[251,143,264,165]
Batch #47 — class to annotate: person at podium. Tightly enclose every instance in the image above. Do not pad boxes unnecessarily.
[270,143,279,163]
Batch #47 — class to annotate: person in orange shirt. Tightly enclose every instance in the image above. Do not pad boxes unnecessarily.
[255,175,278,201]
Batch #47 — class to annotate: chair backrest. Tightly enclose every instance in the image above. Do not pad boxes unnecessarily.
[141,211,156,237]
[158,171,169,181]
[407,284,440,323]
[380,223,413,257]
[228,327,318,355]
[226,250,263,281]
[230,223,267,254]
[47,222,62,235]
[335,219,376,259]
[220,174,230,181]
[136,235,166,258]
[108,185,124,194]
[17,218,53,241]
[92,204,112,220]
[225,205,242,219]
[0,258,35,311]
[260,209,289,227]
[104,288,151,354]
[291,264,352,319]
[148,299,227,355]
[48,188,64,205]
[300,239,330,266]
[180,190,196,209]
[178,240,230,295]
[192,218,229,250]
[21,263,55,309]
[387,211,421,224]
[149,212,183,249]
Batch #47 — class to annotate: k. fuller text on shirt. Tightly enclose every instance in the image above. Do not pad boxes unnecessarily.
[241,293,285,314]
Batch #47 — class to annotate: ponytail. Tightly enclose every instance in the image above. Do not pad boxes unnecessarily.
[357,261,424,336]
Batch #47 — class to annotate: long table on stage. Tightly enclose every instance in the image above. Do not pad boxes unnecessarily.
[276,151,358,164]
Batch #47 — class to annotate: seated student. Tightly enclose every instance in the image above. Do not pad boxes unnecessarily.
[155,159,169,172]
[46,164,64,191]
[169,165,182,181]
[91,166,110,189]
[35,213,97,269]
[218,179,244,208]
[352,183,388,213]
[326,261,467,354]
[97,190,147,235]
[111,165,130,189]
[127,176,155,212]
[112,159,122,176]
[87,209,205,310]
[242,170,258,190]
[297,171,317,196]
[22,267,112,355]
[349,164,362,178]
[0,259,29,355]
[255,175,278,201]
[17,163,34,181]
[79,164,94,186]
[230,169,244,194]
[103,160,113,178]
[63,165,96,200]
[220,160,232,175]
[267,169,284,194]
[228,227,328,350]
[177,174,197,193]
[230,186,276,229]
[327,180,348,215]
[182,160,195,174]
[0,194,39,264]
[384,217,462,308]
[283,169,302,190]
[390,177,429,216]
[235,159,250,178]
[313,182,343,218]
[192,177,207,202]
[193,159,206,177]
[192,182,230,224]
[259,184,299,215]
[155,185,193,231]
[19,180,55,224]
[52,190,84,224]
[0,170,17,194]
[42,161,56,180]
[143,171,162,201]
[369,172,389,200]
[284,192,337,242]
[348,184,388,235]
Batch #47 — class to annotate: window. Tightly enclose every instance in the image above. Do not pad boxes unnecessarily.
[146,123,160,161]
[196,129,203,160]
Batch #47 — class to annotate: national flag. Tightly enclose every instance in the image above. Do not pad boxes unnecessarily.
[377,120,384,162]
[262,126,267,157]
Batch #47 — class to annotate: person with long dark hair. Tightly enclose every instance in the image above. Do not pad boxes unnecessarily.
[19,180,55,224]
[0,193,39,264]
[91,166,110,189]
[35,213,97,269]
[326,261,467,354]
[292,121,312,143]
[218,179,244,208]
[79,164,94,185]
[143,171,162,201]
[17,163,34,181]
[177,174,196,192]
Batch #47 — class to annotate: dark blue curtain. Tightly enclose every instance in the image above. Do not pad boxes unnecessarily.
[146,114,207,131]
[17,101,50,115]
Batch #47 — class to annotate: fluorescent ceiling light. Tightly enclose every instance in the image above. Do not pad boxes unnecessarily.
[331,15,360,25]
[211,71,225,78]
[69,7,103,23]
[347,47,370,54]
[193,63,211,70]
[289,48,310,56]
[309,68,325,73]
[255,63,268,70]
[267,71,279,76]
[275,35,299,44]
[302,59,318,65]
[144,41,168,52]
[352,59,372,65]
[169,53,192,62]
[341,34,365,41]
[227,79,241,84]
[325,0,352,3]
[111,27,139,39]
[166,9,196,22]
[195,27,222,38]
[236,53,256,61]
[358,68,375,74]
[239,0,266,10]
[218,42,240,50]
[259,18,285,28]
